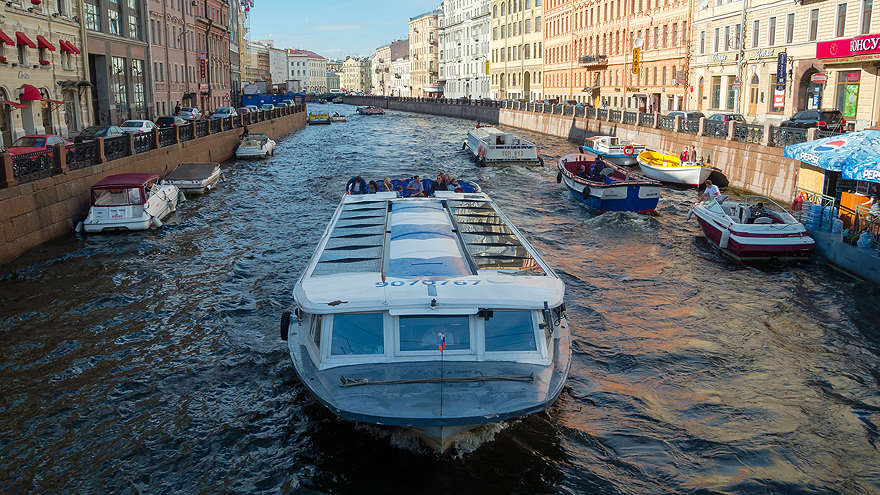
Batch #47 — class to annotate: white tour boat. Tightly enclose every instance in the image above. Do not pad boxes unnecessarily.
[464,124,542,166]
[581,135,647,166]
[161,162,222,194]
[636,150,713,186]
[80,172,183,232]
[281,184,571,452]
[235,133,276,158]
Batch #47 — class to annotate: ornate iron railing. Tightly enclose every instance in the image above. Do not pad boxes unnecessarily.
[574,106,585,117]
[553,104,563,113]
[733,123,764,144]
[563,105,574,116]
[586,107,597,119]
[638,112,655,127]
[817,129,846,139]
[12,149,55,183]
[65,142,99,170]
[178,123,194,142]
[158,127,176,147]
[132,131,154,153]
[658,115,676,131]
[682,119,701,134]
[769,126,808,147]
[609,109,621,121]
[704,120,728,139]
[527,103,535,112]
[233,115,241,127]
[196,121,209,137]
[103,135,130,161]
[597,108,607,120]
[211,119,221,133]
[623,111,637,125]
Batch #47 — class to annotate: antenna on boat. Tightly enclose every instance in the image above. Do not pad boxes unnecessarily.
[439,332,446,415]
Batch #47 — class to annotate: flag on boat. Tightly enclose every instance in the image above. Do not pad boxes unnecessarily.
[438,333,445,352]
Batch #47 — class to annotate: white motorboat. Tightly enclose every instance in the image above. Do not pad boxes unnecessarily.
[636,150,713,186]
[80,172,183,232]
[235,133,276,158]
[161,162,222,194]
[330,114,348,122]
[687,195,815,261]
[464,124,542,166]
[581,135,646,166]
[356,106,385,115]
[281,184,571,452]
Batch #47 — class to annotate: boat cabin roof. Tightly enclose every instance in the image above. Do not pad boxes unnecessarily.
[296,193,564,314]
[165,163,219,180]
[591,136,632,146]
[92,172,158,189]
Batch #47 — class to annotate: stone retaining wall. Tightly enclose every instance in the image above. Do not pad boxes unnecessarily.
[0,111,306,266]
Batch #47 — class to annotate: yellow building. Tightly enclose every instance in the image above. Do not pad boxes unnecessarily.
[489,0,544,101]
[409,9,442,96]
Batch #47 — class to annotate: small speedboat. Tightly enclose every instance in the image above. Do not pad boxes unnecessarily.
[330,114,348,122]
[636,150,713,186]
[464,124,543,166]
[161,162,222,194]
[80,172,183,232]
[332,97,344,103]
[356,106,385,115]
[556,153,661,213]
[235,133,276,158]
[308,112,332,125]
[687,195,815,261]
[581,135,646,166]
[281,181,571,452]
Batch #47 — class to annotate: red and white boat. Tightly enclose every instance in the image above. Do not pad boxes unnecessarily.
[687,195,814,261]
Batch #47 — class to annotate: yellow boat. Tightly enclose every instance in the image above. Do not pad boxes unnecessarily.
[636,150,713,186]
[308,113,332,125]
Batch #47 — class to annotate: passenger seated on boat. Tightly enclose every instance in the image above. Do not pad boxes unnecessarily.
[576,164,590,180]
[430,173,448,193]
[382,177,394,192]
[368,180,380,194]
[406,176,427,197]
[346,176,368,194]
[591,159,606,181]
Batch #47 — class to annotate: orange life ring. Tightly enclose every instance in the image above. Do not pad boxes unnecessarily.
[792,195,803,211]
[623,145,635,156]
[479,146,486,159]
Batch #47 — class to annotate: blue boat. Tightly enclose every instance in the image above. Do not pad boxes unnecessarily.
[556,152,661,213]
[580,135,647,166]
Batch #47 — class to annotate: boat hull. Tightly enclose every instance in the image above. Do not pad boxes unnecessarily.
[162,168,221,194]
[693,210,815,261]
[563,176,660,212]
[466,128,541,166]
[83,184,180,232]
[636,154,713,186]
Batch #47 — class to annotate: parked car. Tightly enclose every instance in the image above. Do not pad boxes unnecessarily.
[276,101,291,108]
[244,105,259,113]
[667,111,706,123]
[7,135,71,155]
[260,103,276,111]
[707,113,746,123]
[779,109,847,132]
[562,99,581,106]
[120,120,157,133]
[544,98,559,105]
[210,107,238,120]
[155,115,188,128]
[236,107,251,115]
[72,125,126,143]
[177,107,202,120]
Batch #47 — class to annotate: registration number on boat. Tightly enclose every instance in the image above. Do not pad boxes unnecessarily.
[501,150,525,157]
[376,280,481,287]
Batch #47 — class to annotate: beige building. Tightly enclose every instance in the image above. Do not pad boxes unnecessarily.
[342,56,370,93]
[371,43,392,95]
[490,0,544,101]
[244,40,270,85]
[690,0,879,128]
[0,0,91,143]
[409,9,443,96]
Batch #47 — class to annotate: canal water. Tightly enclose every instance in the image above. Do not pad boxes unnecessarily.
[2,104,879,494]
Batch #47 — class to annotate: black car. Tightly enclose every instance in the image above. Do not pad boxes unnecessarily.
[73,125,125,143]
[667,111,705,125]
[155,116,188,128]
[779,110,847,132]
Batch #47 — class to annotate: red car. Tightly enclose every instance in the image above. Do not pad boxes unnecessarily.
[7,135,72,155]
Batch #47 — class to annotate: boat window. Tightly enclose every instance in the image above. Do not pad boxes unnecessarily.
[330,313,384,355]
[484,311,537,352]
[93,187,142,206]
[541,309,553,348]
[400,315,470,352]
[310,314,323,348]
[706,201,725,214]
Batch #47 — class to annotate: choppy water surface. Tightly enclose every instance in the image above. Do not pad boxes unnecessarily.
[2,104,880,494]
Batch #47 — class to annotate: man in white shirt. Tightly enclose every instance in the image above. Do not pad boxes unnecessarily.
[700,179,721,201]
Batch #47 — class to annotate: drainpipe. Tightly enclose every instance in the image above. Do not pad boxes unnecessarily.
[78,0,92,127]
[144,0,155,120]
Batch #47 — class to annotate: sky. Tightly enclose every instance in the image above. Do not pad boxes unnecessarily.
[247,1,441,58]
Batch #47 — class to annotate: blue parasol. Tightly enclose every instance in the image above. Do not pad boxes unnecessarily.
[783,130,880,183]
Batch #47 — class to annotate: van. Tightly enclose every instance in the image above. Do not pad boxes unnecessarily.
[330,89,344,94]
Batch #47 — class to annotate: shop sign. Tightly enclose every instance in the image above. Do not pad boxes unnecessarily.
[199,83,209,90]
[747,48,775,60]
[843,71,861,82]
[811,73,828,83]
[817,34,880,59]
[712,54,728,62]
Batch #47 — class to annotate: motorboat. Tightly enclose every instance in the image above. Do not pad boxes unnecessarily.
[636,150,714,186]
[330,114,348,122]
[235,133,276,158]
[308,112,332,125]
[356,106,385,115]
[79,172,183,232]
[332,97,344,103]
[687,195,815,261]
[556,152,661,213]
[281,183,571,452]
[464,124,543,167]
[581,135,646,166]
[161,162,222,194]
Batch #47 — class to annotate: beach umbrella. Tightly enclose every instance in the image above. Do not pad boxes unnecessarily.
[783,130,880,182]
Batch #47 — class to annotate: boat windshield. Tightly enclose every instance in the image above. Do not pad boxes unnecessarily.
[331,313,383,355]
[485,311,537,351]
[92,187,142,206]
[400,315,470,352]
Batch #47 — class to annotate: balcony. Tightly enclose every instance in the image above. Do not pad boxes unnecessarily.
[579,55,608,68]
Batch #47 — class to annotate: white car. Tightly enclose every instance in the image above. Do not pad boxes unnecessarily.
[260,103,275,111]
[178,107,202,120]
[245,105,258,113]
[120,120,157,133]
[210,107,238,120]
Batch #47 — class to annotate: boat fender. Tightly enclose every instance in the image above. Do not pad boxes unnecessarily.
[538,157,544,167]
[167,200,176,213]
[792,195,803,211]
[623,145,635,156]
[557,172,562,184]
[151,216,163,228]
[578,146,584,154]
[479,146,486,159]
[582,186,590,198]
[685,209,693,221]
[719,228,731,249]
[75,220,83,233]
[462,141,467,150]
[280,311,291,341]
[478,156,485,167]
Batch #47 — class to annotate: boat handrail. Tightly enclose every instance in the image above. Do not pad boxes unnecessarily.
[339,373,536,387]
[488,144,534,150]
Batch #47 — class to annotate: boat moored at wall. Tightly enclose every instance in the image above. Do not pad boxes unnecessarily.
[356,106,385,115]
[161,162,222,194]
[80,173,183,232]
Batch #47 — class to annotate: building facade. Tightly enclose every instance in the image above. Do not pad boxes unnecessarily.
[194,0,231,112]
[440,0,491,98]
[371,43,391,95]
[342,56,370,93]
[244,40,269,84]
[288,49,328,93]
[0,0,91,142]
[489,0,543,101]
[148,0,196,116]
[228,2,242,107]
[409,9,443,96]
[327,71,340,90]
[390,38,410,96]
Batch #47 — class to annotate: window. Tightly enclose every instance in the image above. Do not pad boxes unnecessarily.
[786,13,794,43]
[700,30,705,54]
[131,59,145,114]
[526,19,531,33]
[111,56,128,117]
[663,24,668,47]
[724,26,730,50]
[653,26,658,48]
[108,0,121,35]
[662,66,666,85]
[400,315,470,352]
[863,0,873,33]
[711,75,721,108]
[536,16,541,31]
[752,20,760,47]
[836,3,847,37]
[17,42,27,66]
[683,21,687,45]
[329,313,384,355]
[128,0,141,40]
[727,75,736,109]
[808,9,819,41]
[672,23,678,47]
[768,17,776,45]
[501,25,505,38]
[84,0,101,31]
[735,24,741,49]
[485,312,536,352]
[714,27,720,52]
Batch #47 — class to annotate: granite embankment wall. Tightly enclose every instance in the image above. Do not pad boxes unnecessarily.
[0,111,306,266]
[346,97,799,202]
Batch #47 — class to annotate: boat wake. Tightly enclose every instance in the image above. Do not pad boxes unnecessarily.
[581,211,660,232]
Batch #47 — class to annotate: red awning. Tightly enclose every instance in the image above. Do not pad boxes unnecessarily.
[92,173,160,189]
[20,84,41,101]
[60,40,81,54]
[36,35,55,51]
[0,100,26,109]
[16,32,36,49]
[43,98,64,105]
[0,29,14,46]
